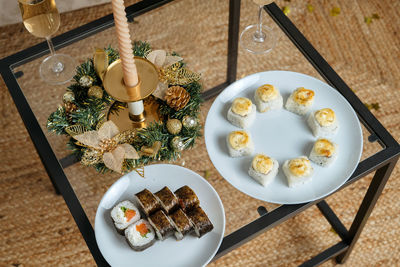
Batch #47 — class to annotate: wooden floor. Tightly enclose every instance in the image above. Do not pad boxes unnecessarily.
[0,0,399,266]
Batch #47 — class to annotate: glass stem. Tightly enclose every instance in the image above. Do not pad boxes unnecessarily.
[253,5,266,42]
[45,36,64,73]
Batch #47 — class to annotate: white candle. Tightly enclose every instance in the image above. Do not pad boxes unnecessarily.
[128,101,144,115]
[111,0,138,87]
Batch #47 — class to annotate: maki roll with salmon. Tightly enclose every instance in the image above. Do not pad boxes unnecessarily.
[125,219,156,251]
[154,186,179,214]
[174,186,200,212]
[148,210,174,241]
[110,200,140,235]
[135,189,161,216]
[169,208,193,240]
[187,206,214,238]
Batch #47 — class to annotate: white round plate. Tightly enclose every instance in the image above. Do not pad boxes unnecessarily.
[95,164,225,267]
[205,71,362,204]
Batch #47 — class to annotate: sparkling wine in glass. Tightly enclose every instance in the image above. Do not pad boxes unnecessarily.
[19,0,75,85]
[240,0,277,54]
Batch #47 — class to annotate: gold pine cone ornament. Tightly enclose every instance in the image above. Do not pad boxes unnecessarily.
[165,86,190,111]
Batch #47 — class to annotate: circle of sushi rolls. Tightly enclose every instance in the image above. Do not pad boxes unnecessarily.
[110,200,140,235]
[309,138,338,167]
[307,108,339,137]
[226,130,254,157]
[285,87,315,115]
[154,186,179,214]
[169,208,194,240]
[248,154,279,187]
[227,97,256,128]
[187,206,214,238]
[125,219,156,251]
[254,84,283,113]
[148,210,174,241]
[174,185,200,212]
[135,189,161,217]
[283,156,314,188]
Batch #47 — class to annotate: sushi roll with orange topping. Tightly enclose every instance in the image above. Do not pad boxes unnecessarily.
[248,154,279,187]
[254,84,283,113]
[227,97,256,128]
[309,138,338,167]
[283,156,314,187]
[110,200,140,235]
[307,108,339,137]
[125,219,156,251]
[285,87,315,115]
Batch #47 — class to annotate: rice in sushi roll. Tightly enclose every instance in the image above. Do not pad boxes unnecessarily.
[174,185,200,212]
[169,208,194,240]
[148,210,174,241]
[187,206,214,238]
[154,186,179,214]
[110,200,140,235]
[135,189,161,217]
[125,219,156,251]
[254,84,283,113]
[226,130,254,158]
[283,156,314,187]
[248,154,279,187]
[227,97,256,128]
[309,138,338,167]
[307,108,339,137]
[285,87,315,115]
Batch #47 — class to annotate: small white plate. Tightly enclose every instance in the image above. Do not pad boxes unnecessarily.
[95,164,225,267]
[205,71,362,204]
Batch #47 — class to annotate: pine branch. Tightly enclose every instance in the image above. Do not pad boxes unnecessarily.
[133,41,151,57]
[47,106,69,135]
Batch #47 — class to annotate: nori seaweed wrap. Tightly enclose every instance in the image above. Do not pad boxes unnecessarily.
[148,210,174,240]
[135,189,161,216]
[154,186,179,214]
[174,185,200,212]
[187,206,214,238]
[169,208,193,240]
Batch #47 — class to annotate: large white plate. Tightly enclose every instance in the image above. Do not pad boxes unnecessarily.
[95,164,225,267]
[205,71,362,204]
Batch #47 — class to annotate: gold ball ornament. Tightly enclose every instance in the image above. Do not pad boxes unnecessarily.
[171,136,185,151]
[166,119,182,135]
[88,85,103,99]
[79,75,94,87]
[182,115,197,128]
[63,91,75,103]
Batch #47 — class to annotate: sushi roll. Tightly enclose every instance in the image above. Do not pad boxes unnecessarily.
[248,154,279,187]
[187,206,214,238]
[283,156,314,187]
[110,200,140,235]
[125,219,156,251]
[309,138,338,167]
[174,185,200,212]
[169,208,194,240]
[154,186,179,214]
[135,189,161,217]
[307,108,339,137]
[227,97,256,128]
[254,84,283,113]
[226,130,254,158]
[285,87,315,115]
[148,210,174,241]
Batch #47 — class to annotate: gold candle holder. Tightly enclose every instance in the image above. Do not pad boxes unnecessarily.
[102,57,160,130]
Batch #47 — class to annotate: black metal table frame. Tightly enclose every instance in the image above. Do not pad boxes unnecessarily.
[1,1,399,266]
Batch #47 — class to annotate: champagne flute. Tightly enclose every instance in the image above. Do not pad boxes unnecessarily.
[18,0,75,85]
[240,0,277,54]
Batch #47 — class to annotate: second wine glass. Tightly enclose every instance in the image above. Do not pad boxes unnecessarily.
[240,1,277,54]
[18,0,76,85]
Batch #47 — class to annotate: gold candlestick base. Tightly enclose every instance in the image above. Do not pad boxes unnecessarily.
[102,57,159,129]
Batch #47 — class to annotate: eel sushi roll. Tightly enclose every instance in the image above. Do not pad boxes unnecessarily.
[125,219,156,251]
[148,210,174,240]
[110,200,140,235]
[174,185,200,212]
[135,189,161,217]
[169,208,194,240]
[154,186,179,214]
[187,206,214,238]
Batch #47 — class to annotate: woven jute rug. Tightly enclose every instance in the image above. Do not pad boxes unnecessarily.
[1,0,399,266]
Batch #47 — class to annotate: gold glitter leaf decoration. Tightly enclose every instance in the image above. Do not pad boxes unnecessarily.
[135,167,145,178]
[330,7,341,17]
[160,63,201,85]
[282,6,290,16]
[65,125,87,136]
[364,102,380,111]
[306,4,314,12]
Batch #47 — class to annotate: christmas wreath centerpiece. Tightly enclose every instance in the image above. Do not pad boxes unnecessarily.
[47,41,203,175]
